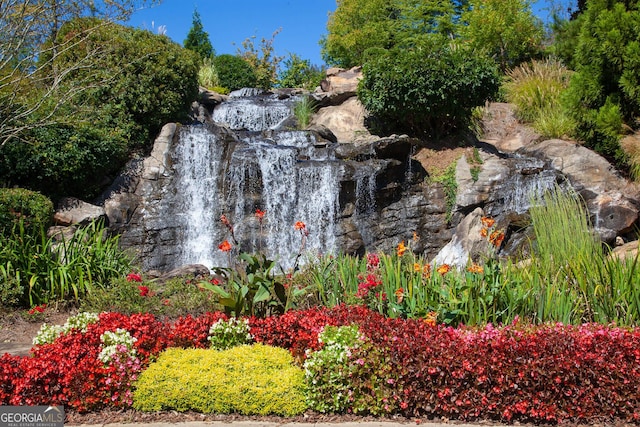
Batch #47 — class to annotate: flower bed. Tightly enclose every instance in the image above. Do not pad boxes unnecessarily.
[1,306,639,424]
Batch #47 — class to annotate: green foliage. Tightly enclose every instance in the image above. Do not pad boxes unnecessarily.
[133,344,307,415]
[2,18,199,201]
[502,59,576,139]
[0,123,128,201]
[560,0,640,165]
[207,317,253,350]
[80,277,220,317]
[276,53,324,90]
[303,324,399,415]
[358,41,500,138]
[183,9,215,60]
[428,161,458,222]
[293,96,317,129]
[503,59,573,123]
[303,325,362,413]
[459,0,544,71]
[204,252,297,317]
[213,54,257,91]
[321,0,457,68]
[198,57,219,90]
[0,188,53,238]
[236,30,283,90]
[0,220,133,306]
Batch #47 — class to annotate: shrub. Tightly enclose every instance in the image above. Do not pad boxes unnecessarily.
[133,344,307,415]
[168,311,228,348]
[0,124,128,201]
[7,312,168,411]
[276,53,324,90]
[80,277,220,317]
[0,188,53,238]
[358,41,500,138]
[213,54,257,91]
[559,0,640,167]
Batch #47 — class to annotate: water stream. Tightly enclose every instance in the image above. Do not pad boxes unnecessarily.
[167,91,340,270]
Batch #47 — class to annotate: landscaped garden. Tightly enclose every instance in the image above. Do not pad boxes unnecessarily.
[1,187,639,424]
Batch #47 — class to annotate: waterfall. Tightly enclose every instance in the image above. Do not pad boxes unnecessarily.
[164,93,340,271]
[172,126,226,268]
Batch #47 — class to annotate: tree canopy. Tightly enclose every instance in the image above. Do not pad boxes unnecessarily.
[0,0,158,147]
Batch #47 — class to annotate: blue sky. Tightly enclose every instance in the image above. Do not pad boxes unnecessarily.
[125,0,574,67]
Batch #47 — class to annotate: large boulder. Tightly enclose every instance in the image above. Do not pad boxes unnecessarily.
[315,66,362,106]
[519,139,640,242]
[53,197,106,226]
[311,97,377,144]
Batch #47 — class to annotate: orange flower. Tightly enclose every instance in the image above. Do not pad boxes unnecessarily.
[489,230,505,247]
[397,241,407,257]
[395,288,405,303]
[436,264,451,275]
[467,263,484,274]
[413,231,419,242]
[218,240,232,252]
[294,221,306,230]
[422,264,432,279]
[480,227,488,238]
[424,311,438,327]
[255,209,265,220]
[481,216,495,228]
[413,263,422,272]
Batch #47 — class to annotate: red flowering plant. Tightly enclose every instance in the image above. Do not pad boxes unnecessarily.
[3,312,170,411]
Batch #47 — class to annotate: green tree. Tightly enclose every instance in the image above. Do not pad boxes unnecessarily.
[459,0,544,71]
[184,9,215,60]
[0,18,199,200]
[320,0,396,68]
[358,39,500,137]
[0,0,158,147]
[561,0,640,164]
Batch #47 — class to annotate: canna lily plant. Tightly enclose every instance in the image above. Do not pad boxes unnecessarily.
[199,211,307,317]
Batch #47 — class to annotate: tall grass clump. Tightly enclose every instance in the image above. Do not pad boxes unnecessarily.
[0,220,133,306]
[293,96,317,129]
[503,59,575,138]
[197,57,219,90]
[515,186,640,325]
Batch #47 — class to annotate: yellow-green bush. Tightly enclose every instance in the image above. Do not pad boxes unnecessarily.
[133,344,306,415]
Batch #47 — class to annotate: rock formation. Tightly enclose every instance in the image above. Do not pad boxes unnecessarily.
[52,68,640,272]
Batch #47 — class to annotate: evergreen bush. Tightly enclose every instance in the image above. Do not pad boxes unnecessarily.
[0,188,53,238]
[213,54,257,92]
[358,41,500,137]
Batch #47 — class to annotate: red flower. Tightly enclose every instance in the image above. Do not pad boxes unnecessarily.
[126,273,142,283]
[138,286,149,297]
[218,240,232,252]
[294,221,306,230]
[28,304,46,315]
[255,209,265,220]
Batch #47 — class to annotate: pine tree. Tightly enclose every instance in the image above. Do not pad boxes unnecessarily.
[184,9,214,60]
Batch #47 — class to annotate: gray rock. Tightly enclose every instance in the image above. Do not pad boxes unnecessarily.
[53,198,106,226]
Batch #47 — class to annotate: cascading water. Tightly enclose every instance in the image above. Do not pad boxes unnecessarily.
[166,90,340,270]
